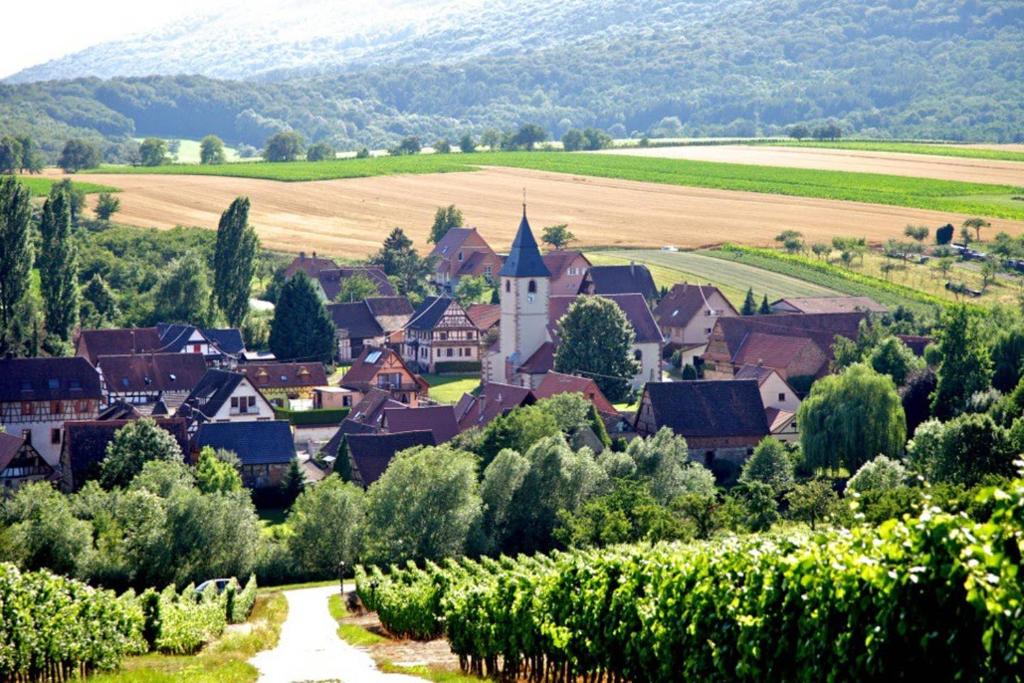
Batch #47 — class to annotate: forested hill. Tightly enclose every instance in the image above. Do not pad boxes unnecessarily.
[2,0,1022,159]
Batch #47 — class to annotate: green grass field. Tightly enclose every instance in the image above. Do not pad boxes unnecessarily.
[161,138,246,164]
[587,249,838,306]
[15,175,117,196]
[90,151,1024,221]
[424,373,480,404]
[764,140,1024,163]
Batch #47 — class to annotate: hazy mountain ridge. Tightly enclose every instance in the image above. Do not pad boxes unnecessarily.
[2,0,1022,157]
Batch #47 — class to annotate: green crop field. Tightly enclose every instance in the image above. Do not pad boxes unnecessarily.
[763,139,1024,163]
[586,249,838,306]
[15,176,117,197]
[92,151,1024,221]
[92,154,476,181]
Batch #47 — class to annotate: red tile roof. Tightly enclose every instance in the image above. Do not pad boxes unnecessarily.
[709,313,865,363]
[732,333,820,369]
[533,371,617,414]
[239,362,329,390]
[97,353,208,394]
[770,296,887,314]
[466,303,501,331]
[341,347,428,393]
[456,382,535,431]
[283,253,339,279]
[76,327,163,364]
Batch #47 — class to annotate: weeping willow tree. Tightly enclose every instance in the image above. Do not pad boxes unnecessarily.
[797,363,906,474]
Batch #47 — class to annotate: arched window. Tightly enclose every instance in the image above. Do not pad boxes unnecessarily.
[634,349,642,361]
[528,280,537,293]
[505,280,511,293]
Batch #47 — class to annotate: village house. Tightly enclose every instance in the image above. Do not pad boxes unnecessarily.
[429,227,504,291]
[317,266,396,301]
[328,302,386,362]
[702,312,866,381]
[60,417,190,491]
[653,283,738,367]
[403,296,482,373]
[283,251,340,280]
[95,352,208,412]
[0,357,103,467]
[195,420,297,489]
[735,364,801,443]
[580,263,659,302]
[76,324,246,366]
[340,347,428,406]
[483,210,663,390]
[465,303,501,337]
[345,430,436,488]
[0,431,56,493]
[532,370,617,415]
[455,381,536,432]
[177,369,276,433]
[237,362,329,408]
[381,405,460,444]
[634,379,770,465]
[769,296,888,315]
[542,250,591,296]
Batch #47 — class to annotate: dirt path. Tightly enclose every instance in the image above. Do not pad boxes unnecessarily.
[249,585,423,683]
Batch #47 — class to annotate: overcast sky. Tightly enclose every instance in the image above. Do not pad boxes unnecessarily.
[1,0,220,78]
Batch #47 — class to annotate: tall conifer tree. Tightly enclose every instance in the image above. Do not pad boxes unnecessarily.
[0,177,33,347]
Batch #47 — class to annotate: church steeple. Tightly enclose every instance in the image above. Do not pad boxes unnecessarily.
[499,206,550,278]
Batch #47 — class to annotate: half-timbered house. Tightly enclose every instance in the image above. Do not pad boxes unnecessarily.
[0,431,56,493]
[403,296,482,373]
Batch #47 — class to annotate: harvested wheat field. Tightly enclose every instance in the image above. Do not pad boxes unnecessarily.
[595,145,1024,185]
[70,166,1024,257]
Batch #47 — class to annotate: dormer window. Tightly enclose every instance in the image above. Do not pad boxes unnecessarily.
[458,251,464,262]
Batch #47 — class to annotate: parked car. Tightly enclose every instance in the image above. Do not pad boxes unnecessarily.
[195,578,233,595]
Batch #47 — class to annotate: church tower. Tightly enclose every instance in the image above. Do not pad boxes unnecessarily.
[495,205,550,385]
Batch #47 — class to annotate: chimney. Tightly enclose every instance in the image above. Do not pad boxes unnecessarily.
[313,251,317,259]
[630,260,635,276]
[299,251,306,260]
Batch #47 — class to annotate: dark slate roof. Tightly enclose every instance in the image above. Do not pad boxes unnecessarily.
[96,401,143,420]
[365,296,414,318]
[638,380,769,439]
[383,405,459,444]
[195,420,296,466]
[76,327,163,364]
[549,294,663,344]
[405,296,452,331]
[97,353,208,394]
[318,267,395,300]
[653,284,736,327]
[456,382,536,431]
[0,357,102,402]
[238,362,329,390]
[584,264,658,300]
[179,369,245,418]
[499,210,550,278]
[63,418,189,490]
[327,302,384,338]
[346,388,405,429]
[155,323,245,355]
[346,430,436,487]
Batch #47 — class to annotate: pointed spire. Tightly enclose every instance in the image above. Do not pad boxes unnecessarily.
[499,204,550,278]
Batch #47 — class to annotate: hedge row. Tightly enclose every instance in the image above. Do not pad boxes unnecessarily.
[273,407,350,426]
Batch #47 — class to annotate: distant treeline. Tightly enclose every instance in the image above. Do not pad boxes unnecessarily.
[0,0,1021,160]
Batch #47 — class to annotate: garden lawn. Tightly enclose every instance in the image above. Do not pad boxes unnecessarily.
[424,374,480,404]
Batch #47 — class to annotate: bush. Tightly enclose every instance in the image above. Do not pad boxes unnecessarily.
[155,583,227,654]
[432,360,482,374]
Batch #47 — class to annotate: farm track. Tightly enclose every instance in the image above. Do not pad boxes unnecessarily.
[66,167,1024,257]
[595,145,1024,185]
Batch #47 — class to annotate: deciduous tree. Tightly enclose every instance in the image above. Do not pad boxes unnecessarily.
[213,196,259,326]
[138,138,169,166]
[0,177,33,346]
[931,305,992,419]
[798,363,906,473]
[554,295,639,402]
[429,204,464,243]
[541,224,575,250]
[152,253,214,326]
[336,273,378,303]
[288,475,366,576]
[194,447,243,493]
[306,141,335,161]
[739,438,794,493]
[101,418,185,489]
[58,139,100,173]
[200,135,226,164]
[264,131,304,162]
